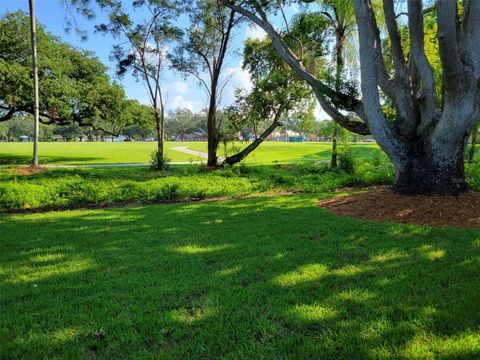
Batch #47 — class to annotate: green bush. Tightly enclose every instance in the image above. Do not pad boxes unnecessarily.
[150,151,170,171]
[337,145,356,174]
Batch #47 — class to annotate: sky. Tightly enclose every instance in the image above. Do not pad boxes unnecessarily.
[0,0,328,118]
[0,0,271,113]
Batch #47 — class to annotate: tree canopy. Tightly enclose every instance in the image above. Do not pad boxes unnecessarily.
[0,11,134,135]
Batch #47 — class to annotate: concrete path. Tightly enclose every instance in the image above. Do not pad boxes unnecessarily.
[172,146,225,162]
[171,146,209,159]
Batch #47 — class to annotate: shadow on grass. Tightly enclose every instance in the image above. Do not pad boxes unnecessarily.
[0,154,103,165]
[1,195,479,359]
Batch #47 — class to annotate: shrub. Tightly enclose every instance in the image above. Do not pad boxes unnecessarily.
[150,151,170,171]
[337,145,356,174]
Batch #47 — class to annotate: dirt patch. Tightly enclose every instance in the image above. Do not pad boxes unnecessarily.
[318,186,480,228]
[15,166,49,176]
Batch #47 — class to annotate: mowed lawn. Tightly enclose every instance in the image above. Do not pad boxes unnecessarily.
[0,141,388,165]
[0,142,204,165]
[1,195,479,359]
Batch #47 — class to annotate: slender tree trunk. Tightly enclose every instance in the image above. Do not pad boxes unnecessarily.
[207,81,218,168]
[331,123,338,167]
[331,31,344,168]
[29,0,40,167]
[154,110,164,170]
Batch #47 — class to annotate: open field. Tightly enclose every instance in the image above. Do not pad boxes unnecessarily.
[0,141,389,165]
[2,141,479,166]
[0,142,204,165]
[2,194,479,359]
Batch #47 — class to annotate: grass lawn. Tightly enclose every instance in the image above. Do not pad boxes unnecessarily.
[2,141,478,166]
[1,194,479,359]
[0,142,204,165]
[194,141,389,164]
[0,141,389,165]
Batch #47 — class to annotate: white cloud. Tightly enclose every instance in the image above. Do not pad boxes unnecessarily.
[218,65,254,107]
[171,80,188,94]
[226,65,253,92]
[169,95,194,111]
[245,24,266,40]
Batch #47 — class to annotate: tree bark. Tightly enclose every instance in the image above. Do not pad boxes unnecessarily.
[207,81,218,167]
[153,108,164,170]
[331,123,338,167]
[28,0,40,167]
[392,137,469,195]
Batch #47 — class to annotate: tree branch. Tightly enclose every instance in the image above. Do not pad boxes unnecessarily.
[408,0,438,135]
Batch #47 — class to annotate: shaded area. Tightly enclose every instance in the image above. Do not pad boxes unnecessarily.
[318,186,480,228]
[1,195,479,358]
[0,153,102,165]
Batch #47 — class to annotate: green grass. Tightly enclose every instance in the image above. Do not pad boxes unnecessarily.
[1,195,479,359]
[0,164,361,210]
[0,142,204,165]
[2,141,478,166]
[190,141,389,164]
[0,141,389,165]
[2,158,479,211]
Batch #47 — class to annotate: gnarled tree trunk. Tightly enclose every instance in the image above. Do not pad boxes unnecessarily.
[222,0,479,194]
[392,136,469,194]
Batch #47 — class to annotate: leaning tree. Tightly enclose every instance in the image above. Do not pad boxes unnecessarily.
[222,0,480,194]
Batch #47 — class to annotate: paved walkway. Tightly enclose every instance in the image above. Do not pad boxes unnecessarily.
[171,146,209,159]
[172,146,225,162]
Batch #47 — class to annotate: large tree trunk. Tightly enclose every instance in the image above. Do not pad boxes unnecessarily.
[392,137,469,195]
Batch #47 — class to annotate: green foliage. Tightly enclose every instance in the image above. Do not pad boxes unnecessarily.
[150,151,170,171]
[337,144,355,174]
[0,11,134,134]
[2,156,477,211]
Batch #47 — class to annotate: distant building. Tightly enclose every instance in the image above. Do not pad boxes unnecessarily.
[104,135,127,142]
[177,132,208,141]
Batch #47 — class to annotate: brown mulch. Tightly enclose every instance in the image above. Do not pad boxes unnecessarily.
[317,186,480,228]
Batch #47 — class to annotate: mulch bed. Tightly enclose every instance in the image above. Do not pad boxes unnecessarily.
[318,186,480,228]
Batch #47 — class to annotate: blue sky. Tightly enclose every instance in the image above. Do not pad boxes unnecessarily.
[1,1,329,119]
[0,0,271,113]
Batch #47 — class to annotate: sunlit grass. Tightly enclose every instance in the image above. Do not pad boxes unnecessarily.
[1,195,479,358]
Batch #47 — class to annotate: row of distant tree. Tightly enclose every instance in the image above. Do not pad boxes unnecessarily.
[0,108,371,143]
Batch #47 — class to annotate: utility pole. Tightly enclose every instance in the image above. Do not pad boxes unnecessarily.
[29,0,40,167]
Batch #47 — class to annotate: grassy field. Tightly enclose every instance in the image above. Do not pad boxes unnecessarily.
[2,195,479,359]
[2,141,478,166]
[0,141,388,165]
[1,142,479,358]
[0,142,204,164]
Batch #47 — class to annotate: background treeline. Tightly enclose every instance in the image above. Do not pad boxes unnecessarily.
[0,109,371,143]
